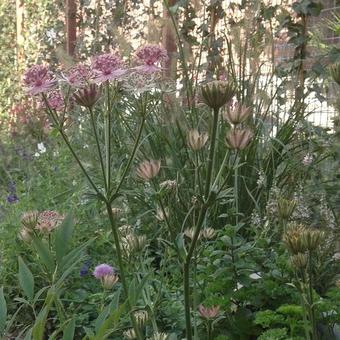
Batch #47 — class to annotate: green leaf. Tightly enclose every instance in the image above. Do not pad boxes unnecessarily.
[0,287,7,335]
[62,318,76,340]
[18,257,34,300]
[32,238,55,274]
[55,214,74,264]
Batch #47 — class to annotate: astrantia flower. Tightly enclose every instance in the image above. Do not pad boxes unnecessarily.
[62,63,93,87]
[134,44,168,73]
[93,263,114,279]
[45,90,65,111]
[123,71,159,94]
[36,210,64,233]
[23,65,55,95]
[198,305,220,319]
[136,160,161,181]
[91,53,126,83]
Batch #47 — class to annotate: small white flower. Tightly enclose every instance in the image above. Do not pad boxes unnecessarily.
[249,272,261,280]
[37,142,46,153]
[302,153,313,166]
[46,28,57,43]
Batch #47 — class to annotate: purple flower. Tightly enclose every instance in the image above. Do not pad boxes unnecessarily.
[23,65,56,95]
[7,194,19,204]
[80,259,91,277]
[91,53,126,83]
[93,263,114,279]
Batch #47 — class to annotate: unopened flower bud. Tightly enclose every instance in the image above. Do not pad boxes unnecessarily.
[156,206,169,221]
[123,233,147,254]
[136,160,161,181]
[301,229,324,252]
[18,228,32,242]
[134,310,148,326]
[201,80,236,110]
[223,102,252,125]
[278,198,296,220]
[187,129,208,151]
[226,128,253,150]
[102,273,119,289]
[198,304,220,319]
[184,227,199,241]
[330,63,340,86]
[73,84,100,108]
[201,227,216,239]
[124,328,136,340]
[283,223,308,254]
[21,211,39,230]
[148,333,169,340]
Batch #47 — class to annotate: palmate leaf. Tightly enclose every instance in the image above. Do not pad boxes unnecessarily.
[18,256,34,301]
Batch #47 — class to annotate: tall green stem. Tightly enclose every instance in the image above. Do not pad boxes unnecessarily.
[105,83,112,194]
[105,201,142,340]
[89,107,107,192]
[234,153,240,225]
[184,107,220,340]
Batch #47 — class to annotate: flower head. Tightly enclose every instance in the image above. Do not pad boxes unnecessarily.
[93,263,114,279]
[226,128,253,150]
[91,53,126,83]
[36,210,64,233]
[187,129,208,151]
[73,84,100,108]
[63,63,93,87]
[136,160,161,181]
[45,90,65,111]
[201,80,236,110]
[23,65,55,95]
[134,44,168,73]
[21,211,39,230]
[198,305,220,319]
[223,102,252,125]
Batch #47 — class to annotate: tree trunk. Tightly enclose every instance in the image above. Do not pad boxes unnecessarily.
[65,0,77,57]
[162,0,177,79]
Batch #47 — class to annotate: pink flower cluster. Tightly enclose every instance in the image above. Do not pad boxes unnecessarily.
[46,90,65,111]
[91,53,126,83]
[23,65,55,95]
[36,210,64,233]
[23,44,169,96]
[63,63,92,87]
[134,44,168,73]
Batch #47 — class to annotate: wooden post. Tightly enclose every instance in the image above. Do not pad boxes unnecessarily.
[65,0,77,56]
[162,0,177,79]
[16,0,25,70]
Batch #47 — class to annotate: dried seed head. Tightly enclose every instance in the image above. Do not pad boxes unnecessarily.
[201,80,236,110]
[187,129,208,151]
[223,102,252,125]
[226,128,253,150]
[73,84,100,108]
[136,160,161,181]
[159,179,177,190]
